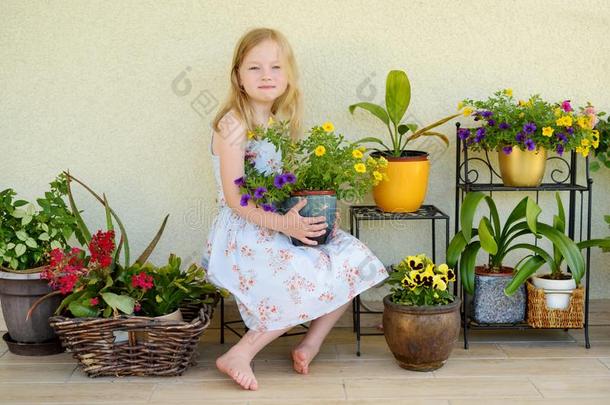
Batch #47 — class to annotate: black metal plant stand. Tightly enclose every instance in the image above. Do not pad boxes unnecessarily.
[349,205,451,356]
[454,123,593,349]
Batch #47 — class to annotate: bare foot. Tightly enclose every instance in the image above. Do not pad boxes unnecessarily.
[216,350,258,390]
[291,342,319,374]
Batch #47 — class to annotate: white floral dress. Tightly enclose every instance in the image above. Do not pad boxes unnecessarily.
[201,136,388,331]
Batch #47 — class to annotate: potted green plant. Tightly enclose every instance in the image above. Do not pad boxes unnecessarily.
[504,193,610,310]
[447,192,583,324]
[0,173,84,355]
[383,254,459,371]
[458,89,604,186]
[590,114,609,172]
[349,70,460,212]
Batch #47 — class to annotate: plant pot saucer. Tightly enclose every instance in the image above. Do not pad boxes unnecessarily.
[2,332,64,356]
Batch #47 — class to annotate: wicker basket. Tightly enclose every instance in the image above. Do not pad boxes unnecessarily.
[49,295,219,377]
[526,281,584,328]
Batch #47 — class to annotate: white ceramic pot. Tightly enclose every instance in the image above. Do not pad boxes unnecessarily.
[531,276,577,310]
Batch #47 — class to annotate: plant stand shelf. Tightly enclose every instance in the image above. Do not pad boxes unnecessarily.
[454,123,593,349]
[349,204,451,356]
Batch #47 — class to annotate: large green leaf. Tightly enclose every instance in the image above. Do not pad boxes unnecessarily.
[355,136,391,151]
[555,192,566,232]
[385,70,410,127]
[537,223,585,284]
[526,198,542,235]
[504,255,546,296]
[68,301,99,318]
[576,238,610,251]
[460,192,486,241]
[348,102,390,126]
[101,292,135,315]
[460,241,481,295]
[500,197,528,240]
[479,217,498,255]
[483,196,501,238]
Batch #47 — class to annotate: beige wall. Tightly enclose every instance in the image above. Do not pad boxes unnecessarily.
[1,0,609,328]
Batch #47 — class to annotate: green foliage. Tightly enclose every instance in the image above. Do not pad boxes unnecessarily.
[349,70,459,157]
[386,254,456,306]
[590,115,610,172]
[0,173,83,270]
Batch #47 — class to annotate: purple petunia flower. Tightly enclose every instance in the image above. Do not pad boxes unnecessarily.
[283,172,296,184]
[458,128,470,140]
[516,131,526,143]
[499,122,510,130]
[273,174,286,189]
[556,132,568,143]
[234,177,245,187]
[502,146,513,155]
[487,119,496,127]
[474,127,486,143]
[525,138,536,151]
[556,144,564,156]
[253,187,267,199]
[481,110,493,119]
[240,194,251,207]
[566,126,574,135]
[262,203,276,212]
[523,122,537,134]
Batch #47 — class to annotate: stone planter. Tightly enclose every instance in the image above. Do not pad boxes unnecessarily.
[473,266,526,324]
[382,295,460,371]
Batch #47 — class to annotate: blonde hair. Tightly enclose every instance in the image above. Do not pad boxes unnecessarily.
[212,28,303,139]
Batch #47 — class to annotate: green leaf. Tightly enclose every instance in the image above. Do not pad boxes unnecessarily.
[576,238,610,251]
[50,240,62,249]
[460,241,481,295]
[479,217,498,255]
[135,214,169,265]
[41,223,49,233]
[355,136,391,151]
[6,243,15,250]
[11,209,27,219]
[555,192,565,231]
[101,292,135,315]
[14,244,26,257]
[68,301,98,318]
[483,196,501,238]
[64,171,91,244]
[15,230,28,241]
[13,199,28,207]
[397,124,410,135]
[525,197,541,235]
[385,70,410,127]
[9,258,18,269]
[103,193,113,231]
[504,255,546,296]
[460,192,486,241]
[38,232,50,241]
[537,223,585,284]
[21,216,33,226]
[348,102,390,126]
[25,238,38,248]
[102,306,112,317]
[590,161,600,171]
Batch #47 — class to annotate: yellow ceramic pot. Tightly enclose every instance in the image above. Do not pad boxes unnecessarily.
[498,147,547,187]
[373,151,429,213]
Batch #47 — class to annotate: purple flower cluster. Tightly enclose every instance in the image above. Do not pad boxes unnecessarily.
[498,122,510,130]
[273,172,296,188]
[458,128,470,140]
[236,171,297,210]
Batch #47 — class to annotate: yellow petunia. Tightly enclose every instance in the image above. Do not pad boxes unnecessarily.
[247,130,256,140]
[352,149,363,159]
[322,121,334,132]
[504,88,513,97]
[556,116,573,127]
[314,145,326,156]
[354,163,366,173]
[542,127,554,137]
[373,171,383,181]
[462,107,473,117]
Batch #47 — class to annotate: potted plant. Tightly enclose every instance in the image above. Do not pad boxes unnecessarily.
[504,193,610,310]
[447,192,583,324]
[0,173,84,355]
[349,70,461,212]
[383,254,459,371]
[458,89,604,186]
[590,114,609,172]
[282,122,388,245]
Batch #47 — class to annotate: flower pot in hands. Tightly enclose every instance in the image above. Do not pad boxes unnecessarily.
[282,191,337,246]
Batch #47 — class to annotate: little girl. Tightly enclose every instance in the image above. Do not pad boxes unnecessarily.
[201,27,388,391]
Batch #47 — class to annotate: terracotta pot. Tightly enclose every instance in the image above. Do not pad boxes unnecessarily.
[497,147,547,187]
[382,295,460,371]
[282,190,337,246]
[372,151,429,213]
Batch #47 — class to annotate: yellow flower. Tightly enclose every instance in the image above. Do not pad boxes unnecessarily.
[581,138,590,147]
[576,146,590,157]
[406,255,424,271]
[267,116,275,126]
[462,107,473,117]
[556,116,573,127]
[554,107,562,117]
[457,101,464,110]
[542,127,554,137]
[592,139,599,148]
[358,146,366,152]
[352,149,363,159]
[366,156,377,167]
[354,163,366,173]
[247,130,256,140]
[373,171,383,181]
[378,156,388,168]
[409,270,423,286]
[518,100,527,106]
[437,264,449,274]
[577,116,589,129]
[432,274,447,291]
[504,88,513,97]
[322,121,334,132]
[592,130,600,140]
[314,145,326,156]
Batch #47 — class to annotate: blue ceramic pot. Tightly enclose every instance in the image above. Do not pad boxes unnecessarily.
[282,191,337,246]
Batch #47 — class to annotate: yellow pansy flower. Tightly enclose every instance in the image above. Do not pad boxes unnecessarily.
[354,163,366,173]
[437,264,449,274]
[576,146,590,157]
[592,139,599,148]
[433,274,447,291]
[542,127,554,137]
[373,171,383,181]
[577,116,589,129]
[352,149,363,159]
[314,145,326,156]
[247,130,256,140]
[581,138,590,147]
[322,121,334,132]
[504,88,513,97]
[592,130,600,140]
[462,107,473,117]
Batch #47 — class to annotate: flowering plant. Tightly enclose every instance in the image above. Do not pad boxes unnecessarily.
[458,89,604,158]
[386,254,456,306]
[288,122,389,201]
[590,116,610,172]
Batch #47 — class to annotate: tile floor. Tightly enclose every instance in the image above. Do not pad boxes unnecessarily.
[1,300,609,404]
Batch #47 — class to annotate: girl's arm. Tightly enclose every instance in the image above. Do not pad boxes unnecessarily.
[215,114,327,245]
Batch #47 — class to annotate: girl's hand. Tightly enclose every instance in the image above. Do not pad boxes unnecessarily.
[282,198,327,246]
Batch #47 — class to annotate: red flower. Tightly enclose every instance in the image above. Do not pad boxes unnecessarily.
[134,303,142,313]
[131,272,154,291]
[89,230,115,268]
[89,297,99,306]
[42,248,87,295]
